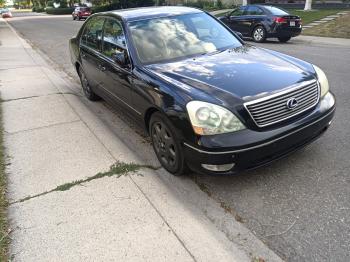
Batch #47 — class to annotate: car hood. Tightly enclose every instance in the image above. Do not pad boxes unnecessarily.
[145,45,315,104]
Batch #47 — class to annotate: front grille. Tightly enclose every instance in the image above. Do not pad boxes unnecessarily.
[244,80,320,127]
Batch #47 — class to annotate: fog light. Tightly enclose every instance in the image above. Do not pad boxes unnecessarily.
[201,163,235,172]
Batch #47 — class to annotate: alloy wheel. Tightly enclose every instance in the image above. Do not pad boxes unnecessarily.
[79,69,92,98]
[151,121,177,170]
[254,28,264,41]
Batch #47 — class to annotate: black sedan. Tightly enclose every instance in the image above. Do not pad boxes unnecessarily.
[219,5,302,42]
[69,7,335,175]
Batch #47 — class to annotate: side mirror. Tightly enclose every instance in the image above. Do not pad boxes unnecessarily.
[113,49,128,67]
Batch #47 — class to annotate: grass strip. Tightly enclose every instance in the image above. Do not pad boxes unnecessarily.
[12,162,158,204]
[0,103,9,261]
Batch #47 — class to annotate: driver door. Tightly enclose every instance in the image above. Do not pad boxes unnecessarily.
[99,18,133,108]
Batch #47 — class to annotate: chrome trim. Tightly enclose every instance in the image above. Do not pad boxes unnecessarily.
[244,80,320,127]
[183,106,334,155]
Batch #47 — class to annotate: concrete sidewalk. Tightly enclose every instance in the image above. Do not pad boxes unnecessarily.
[0,18,281,261]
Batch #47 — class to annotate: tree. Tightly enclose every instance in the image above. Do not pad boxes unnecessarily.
[0,0,6,7]
[304,0,312,10]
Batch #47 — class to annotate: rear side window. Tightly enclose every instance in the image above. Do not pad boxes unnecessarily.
[81,16,105,51]
[102,18,126,58]
[245,6,264,15]
[230,7,245,16]
[264,6,289,15]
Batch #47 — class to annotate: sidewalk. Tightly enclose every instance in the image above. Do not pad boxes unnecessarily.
[0,18,281,261]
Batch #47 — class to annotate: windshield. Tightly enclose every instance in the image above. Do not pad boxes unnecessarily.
[264,6,289,16]
[128,12,242,64]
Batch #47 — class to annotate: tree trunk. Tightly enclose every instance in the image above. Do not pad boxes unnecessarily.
[304,0,312,10]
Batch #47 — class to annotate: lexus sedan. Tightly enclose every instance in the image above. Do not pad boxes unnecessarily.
[69,7,335,175]
[219,5,302,42]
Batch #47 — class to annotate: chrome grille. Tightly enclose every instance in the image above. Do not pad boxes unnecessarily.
[244,80,320,127]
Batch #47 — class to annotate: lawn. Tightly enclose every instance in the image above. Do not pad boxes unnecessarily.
[214,8,343,25]
[0,105,8,261]
[303,12,350,39]
[289,9,343,25]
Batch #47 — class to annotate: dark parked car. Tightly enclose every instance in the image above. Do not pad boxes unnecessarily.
[72,7,91,20]
[219,5,302,42]
[69,7,335,175]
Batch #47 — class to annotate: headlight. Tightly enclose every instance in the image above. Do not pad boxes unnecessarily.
[186,101,245,135]
[313,65,329,98]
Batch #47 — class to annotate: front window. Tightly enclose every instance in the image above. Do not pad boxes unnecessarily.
[102,18,126,59]
[128,12,242,64]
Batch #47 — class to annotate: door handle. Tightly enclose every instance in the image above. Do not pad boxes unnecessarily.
[81,53,86,58]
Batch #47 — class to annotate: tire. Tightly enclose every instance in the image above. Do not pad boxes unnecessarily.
[72,16,76,20]
[278,37,291,43]
[149,112,187,176]
[78,66,100,101]
[252,26,266,43]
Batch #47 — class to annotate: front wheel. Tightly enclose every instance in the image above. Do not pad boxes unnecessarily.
[278,37,291,43]
[149,112,187,176]
[252,26,266,43]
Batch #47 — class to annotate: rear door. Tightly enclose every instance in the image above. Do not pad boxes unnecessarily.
[80,16,106,89]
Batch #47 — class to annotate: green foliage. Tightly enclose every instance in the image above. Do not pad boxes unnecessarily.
[54,0,68,8]
[46,0,54,7]
[183,0,221,11]
[46,7,74,14]
[32,6,45,12]
[91,0,155,13]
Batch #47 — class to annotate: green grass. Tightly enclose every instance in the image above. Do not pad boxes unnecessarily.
[214,8,344,25]
[0,104,8,261]
[303,12,350,39]
[288,9,343,25]
[13,161,158,204]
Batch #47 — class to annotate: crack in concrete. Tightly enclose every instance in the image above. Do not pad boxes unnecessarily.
[10,161,160,205]
[4,119,82,136]
[1,92,81,103]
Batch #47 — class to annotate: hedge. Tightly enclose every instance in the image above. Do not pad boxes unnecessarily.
[46,7,75,15]
[32,6,45,12]
[91,5,116,13]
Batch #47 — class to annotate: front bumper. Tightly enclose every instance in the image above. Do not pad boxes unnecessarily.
[183,92,335,175]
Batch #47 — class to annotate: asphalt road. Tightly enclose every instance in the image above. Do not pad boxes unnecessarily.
[7,13,350,262]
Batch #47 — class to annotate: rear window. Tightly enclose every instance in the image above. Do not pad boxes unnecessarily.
[264,6,289,16]
[81,7,90,12]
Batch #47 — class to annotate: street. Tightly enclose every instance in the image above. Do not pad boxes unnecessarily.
[7,13,350,261]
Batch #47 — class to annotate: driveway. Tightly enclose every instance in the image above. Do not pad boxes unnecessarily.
[7,13,350,261]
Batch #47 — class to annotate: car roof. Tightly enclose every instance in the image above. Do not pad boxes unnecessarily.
[105,6,203,22]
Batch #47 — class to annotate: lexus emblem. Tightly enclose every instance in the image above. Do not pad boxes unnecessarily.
[286,98,299,110]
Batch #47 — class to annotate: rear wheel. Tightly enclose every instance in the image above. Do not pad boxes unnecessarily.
[78,66,100,101]
[278,37,291,43]
[252,26,266,43]
[149,112,187,176]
